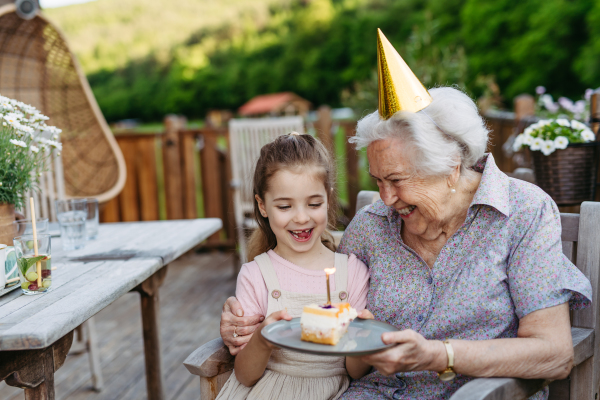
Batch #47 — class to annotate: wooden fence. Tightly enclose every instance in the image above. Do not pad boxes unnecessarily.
[100,112,522,248]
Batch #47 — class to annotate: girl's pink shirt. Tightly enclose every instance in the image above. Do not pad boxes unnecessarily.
[236,250,370,317]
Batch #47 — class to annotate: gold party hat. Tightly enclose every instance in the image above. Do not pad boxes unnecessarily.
[377,29,432,119]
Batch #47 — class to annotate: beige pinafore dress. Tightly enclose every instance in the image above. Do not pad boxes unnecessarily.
[216,252,352,400]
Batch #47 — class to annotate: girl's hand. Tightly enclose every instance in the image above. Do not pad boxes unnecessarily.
[255,309,293,350]
[359,330,446,376]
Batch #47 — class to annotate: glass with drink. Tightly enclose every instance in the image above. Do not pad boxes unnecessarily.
[13,234,52,295]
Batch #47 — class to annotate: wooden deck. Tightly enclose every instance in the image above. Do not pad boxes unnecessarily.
[0,250,237,400]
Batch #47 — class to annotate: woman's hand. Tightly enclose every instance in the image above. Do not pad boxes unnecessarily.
[220,296,264,355]
[360,330,446,376]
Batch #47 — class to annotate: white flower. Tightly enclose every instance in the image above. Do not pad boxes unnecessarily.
[9,139,26,148]
[513,134,524,152]
[541,140,556,156]
[554,136,569,149]
[46,140,62,150]
[530,137,544,151]
[556,119,570,127]
[30,145,39,153]
[538,119,552,127]
[524,126,534,135]
[571,120,587,130]
[44,126,62,136]
[582,129,596,142]
[522,134,534,145]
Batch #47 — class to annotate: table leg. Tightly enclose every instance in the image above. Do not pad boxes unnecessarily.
[134,266,168,400]
[0,331,74,400]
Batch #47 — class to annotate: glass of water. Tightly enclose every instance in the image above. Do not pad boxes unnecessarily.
[85,198,99,240]
[13,218,49,236]
[56,199,87,251]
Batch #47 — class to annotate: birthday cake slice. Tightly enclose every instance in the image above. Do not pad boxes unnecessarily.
[300,303,358,345]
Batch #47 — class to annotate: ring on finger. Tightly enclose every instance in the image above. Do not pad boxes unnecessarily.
[233,326,238,338]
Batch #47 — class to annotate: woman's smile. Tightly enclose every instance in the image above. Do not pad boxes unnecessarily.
[398,205,416,217]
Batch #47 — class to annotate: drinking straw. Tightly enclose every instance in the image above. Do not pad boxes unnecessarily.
[29,197,42,288]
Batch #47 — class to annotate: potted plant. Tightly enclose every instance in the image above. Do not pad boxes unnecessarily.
[513,119,598,205]
[0,95,62,244]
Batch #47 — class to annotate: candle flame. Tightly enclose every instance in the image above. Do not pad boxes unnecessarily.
[324,267,336,275]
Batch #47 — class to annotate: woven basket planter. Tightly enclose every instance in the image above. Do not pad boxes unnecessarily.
[531,142,600,206]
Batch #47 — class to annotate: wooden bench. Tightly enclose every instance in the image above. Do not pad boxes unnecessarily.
[184,192,600,400]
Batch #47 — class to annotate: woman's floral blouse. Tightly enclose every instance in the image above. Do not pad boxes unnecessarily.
[338,154,592,400]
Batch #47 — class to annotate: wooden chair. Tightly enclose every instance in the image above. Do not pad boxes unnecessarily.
[0,2,126,204]
[450,201,600,400]
[184,191,600,400]
[229,116,305,263]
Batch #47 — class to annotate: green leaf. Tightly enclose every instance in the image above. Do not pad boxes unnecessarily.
[18,255,46,277]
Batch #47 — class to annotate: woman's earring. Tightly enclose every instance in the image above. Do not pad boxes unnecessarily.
[450,188,456,194]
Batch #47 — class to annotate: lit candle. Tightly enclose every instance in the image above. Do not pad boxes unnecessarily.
[324,267,336,305]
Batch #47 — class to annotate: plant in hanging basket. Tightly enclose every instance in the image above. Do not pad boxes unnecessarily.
[0,95,62,209]
[513,118,596,155]
[513,118,598,205]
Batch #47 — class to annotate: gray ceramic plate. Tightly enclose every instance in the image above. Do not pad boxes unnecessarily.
[261,317,397,357]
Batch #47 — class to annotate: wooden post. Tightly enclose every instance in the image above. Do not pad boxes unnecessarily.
[137,136,160,221]
[223,132,236,246]
[180,131,198,219]
[342,121,359,221]
[116,137,140,222]
[134,267,168,400]
[100,197,120,223]
[163,115,186,220]
[315,105,333,152]
[200,128,224,243]
[590,92,600,135]
[513,94,535,122]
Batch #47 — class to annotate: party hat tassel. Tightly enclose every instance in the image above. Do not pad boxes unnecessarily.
[377,29,432,119]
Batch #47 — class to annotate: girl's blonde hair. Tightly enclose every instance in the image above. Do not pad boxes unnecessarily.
[246,132,337,261]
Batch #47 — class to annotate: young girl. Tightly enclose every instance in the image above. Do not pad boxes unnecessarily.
[216,133,370,400]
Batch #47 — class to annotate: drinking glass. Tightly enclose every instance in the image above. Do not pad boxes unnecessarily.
[85,198,99,240]
[56,199,87,251]
[13,234,52,295]
[12,218,49,236]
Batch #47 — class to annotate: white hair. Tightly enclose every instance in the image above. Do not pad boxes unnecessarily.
[350,87,489,177]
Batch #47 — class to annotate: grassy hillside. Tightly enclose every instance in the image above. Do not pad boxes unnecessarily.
[43,0,600,123]
[43,0,285,73]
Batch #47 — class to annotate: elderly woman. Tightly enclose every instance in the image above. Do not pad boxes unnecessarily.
[219,86,592,399]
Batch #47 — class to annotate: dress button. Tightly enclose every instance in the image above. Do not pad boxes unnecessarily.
[417,315,423,322]
[427,277,433,284]
[271,290,281,299]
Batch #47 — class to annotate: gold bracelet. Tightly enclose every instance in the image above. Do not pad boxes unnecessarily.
[438,340,456,381]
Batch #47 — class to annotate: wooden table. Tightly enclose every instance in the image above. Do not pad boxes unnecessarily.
[0,219,222,400]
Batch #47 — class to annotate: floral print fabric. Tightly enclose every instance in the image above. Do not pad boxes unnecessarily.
[338,154,592,400]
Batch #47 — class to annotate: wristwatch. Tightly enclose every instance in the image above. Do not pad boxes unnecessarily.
[438,340,456,381]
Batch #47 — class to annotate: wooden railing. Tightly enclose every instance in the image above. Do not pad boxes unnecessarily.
[100,113,520,248]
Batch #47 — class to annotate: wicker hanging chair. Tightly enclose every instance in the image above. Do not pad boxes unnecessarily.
[0,2,126,203]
